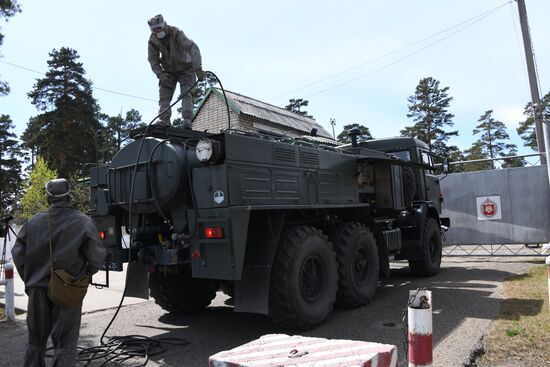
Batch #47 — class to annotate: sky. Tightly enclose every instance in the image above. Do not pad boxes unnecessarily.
[1,0,549,157]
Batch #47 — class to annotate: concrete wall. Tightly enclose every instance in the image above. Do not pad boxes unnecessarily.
[440,165,550,245]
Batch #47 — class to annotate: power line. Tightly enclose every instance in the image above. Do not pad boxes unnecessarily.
[300,2,509,99]
[0,60,157,102]
[270,0,512,101]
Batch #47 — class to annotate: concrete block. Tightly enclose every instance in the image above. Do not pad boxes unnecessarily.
[209,333,397,367]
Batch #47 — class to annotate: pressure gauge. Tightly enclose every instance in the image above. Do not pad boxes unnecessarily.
[196,138,213,162]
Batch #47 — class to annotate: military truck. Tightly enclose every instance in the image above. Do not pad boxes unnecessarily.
[90,125,449,329]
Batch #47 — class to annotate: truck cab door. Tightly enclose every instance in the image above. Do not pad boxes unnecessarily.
[421,150,441,212]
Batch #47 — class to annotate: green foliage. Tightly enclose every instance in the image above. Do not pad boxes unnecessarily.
[470,110,522,169]
[192,73,218,111]
[472,110,514,159]
[500,147,526,169]
[505,326,521,337]
[0,114,24,214]
[462,142,493,172]
[336,123,373,143]
[284,98,313,118]
[19,156,57,219]
[401,77,458,157]
[23,47,101,177]
[517,91,550,151]
[68,176,90,213]
[0,0,21,96]
[101,108,144,161]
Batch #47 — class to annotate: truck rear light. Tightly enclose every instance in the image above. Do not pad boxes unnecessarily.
[99,230,106,240]
[205,227,223,239]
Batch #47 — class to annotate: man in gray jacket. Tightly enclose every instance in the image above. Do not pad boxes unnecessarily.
[12,178,106,367]
[148,14,204,129]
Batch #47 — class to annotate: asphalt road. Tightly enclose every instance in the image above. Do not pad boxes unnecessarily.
[0,257,542,367]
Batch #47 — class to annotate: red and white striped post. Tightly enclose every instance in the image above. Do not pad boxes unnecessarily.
[408,289,432,367]
[3,262,15,321]
[546,256,550,313]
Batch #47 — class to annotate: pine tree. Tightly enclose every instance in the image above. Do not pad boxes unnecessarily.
[401,77,458,157]
[472,110,514,160]
[516,91,550,151]
[19,156,57,219]
[102,108,144,160]
[193,73,218,110]
[20,115,43,166]
[285,98,313,118]
[24,47,101,177]
[0,114,24,214]
[500,147,526,169]
[470,110,522,169]
[336,123,373,143]
[462,141,493,172]
[0,0,21,96]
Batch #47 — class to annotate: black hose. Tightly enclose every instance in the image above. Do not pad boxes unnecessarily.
[204,71,231,131]
[146,139,173,230]
[80,78,201,366]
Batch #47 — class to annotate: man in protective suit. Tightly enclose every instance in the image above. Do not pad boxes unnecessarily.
[147,14,204,129]
[12,178,106,367]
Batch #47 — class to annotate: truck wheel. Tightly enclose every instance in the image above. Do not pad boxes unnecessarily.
[330,223,379,308]
[269,225,338,330]
[149,269,218,313]
[409,217,442,276]
[403,166,417,206]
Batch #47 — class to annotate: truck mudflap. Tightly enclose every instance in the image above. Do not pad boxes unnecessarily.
[190,208,250,280]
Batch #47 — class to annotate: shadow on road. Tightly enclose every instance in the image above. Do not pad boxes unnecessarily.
[2,262,537,366]
[111,263,523,366]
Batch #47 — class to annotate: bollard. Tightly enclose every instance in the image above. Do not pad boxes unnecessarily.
[4,262,15,321]
[408,289,432,367]
[546,256,550,313]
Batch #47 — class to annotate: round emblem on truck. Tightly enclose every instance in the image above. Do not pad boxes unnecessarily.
[214,190,225,204]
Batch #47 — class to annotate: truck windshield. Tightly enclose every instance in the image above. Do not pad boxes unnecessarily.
[387,150,411,161]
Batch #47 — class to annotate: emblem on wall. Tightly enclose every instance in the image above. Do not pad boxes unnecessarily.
[476,195,502,221]
[481,198,496,218]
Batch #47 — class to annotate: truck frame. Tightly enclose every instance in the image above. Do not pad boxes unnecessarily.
[90,125,449,330]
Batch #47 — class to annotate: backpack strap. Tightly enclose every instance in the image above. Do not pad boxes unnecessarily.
[47,209,54,275]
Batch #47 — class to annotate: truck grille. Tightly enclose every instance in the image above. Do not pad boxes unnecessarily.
[274,147,296,163]
[301,151,319,167]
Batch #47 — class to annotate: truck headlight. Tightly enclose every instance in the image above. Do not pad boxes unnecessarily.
[196,138,213,162]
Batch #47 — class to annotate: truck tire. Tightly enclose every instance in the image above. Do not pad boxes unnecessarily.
[330,223,379,308]
[409,217,442,276]
[149,270,218,313]
[403,166,417,206]
[269,225,338,330]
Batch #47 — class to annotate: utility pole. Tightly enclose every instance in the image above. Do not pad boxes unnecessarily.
[330,118,336,139]
[517,0,549,165]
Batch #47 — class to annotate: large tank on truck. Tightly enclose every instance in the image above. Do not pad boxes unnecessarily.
[90,125,449,330]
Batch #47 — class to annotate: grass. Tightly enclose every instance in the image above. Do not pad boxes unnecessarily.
[479,262,550,366]
[0,308,4,320]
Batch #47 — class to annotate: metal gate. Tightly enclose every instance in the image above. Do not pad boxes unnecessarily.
[440,165,550,255]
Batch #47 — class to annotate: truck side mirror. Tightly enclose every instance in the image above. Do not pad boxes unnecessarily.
[442,157,450,173]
